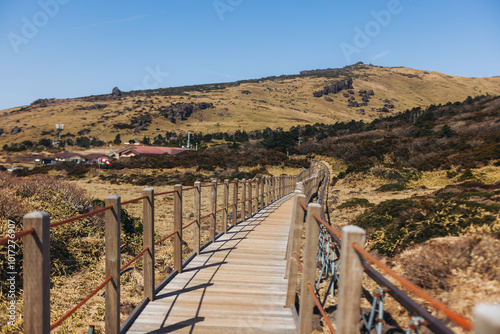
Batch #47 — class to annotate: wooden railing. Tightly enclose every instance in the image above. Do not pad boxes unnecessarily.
[285,163,500,334]
[1,166,322,333]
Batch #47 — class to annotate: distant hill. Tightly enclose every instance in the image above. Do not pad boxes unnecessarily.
[1,63,499,147]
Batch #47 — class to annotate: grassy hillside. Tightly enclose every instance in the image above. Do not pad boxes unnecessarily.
[1,63,499,149]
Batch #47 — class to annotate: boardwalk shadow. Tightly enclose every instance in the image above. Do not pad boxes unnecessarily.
[132,195,293,333]
[156,283,214,299]
[182,261,227,273]
[145,317,205,333]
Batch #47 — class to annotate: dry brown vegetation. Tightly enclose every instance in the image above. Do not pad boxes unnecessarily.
[1,64,500,149]
[0,166,302,333]
[323,161,500,334]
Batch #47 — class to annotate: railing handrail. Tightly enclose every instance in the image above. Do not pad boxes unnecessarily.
[7,170,307,333]
[285,162,498,334]
[352,242,473,331]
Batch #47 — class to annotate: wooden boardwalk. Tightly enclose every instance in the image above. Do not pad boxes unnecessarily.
[126,196,297,333]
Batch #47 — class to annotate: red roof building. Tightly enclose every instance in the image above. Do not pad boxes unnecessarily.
[116,146,188,158]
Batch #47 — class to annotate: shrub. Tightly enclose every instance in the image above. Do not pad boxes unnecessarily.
[376,183,406,192]
[337,198,374,209]
[354,188,500,256]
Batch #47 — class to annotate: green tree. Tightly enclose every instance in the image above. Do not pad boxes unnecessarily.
[113,134,122,145]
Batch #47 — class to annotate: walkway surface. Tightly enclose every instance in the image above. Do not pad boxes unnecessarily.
[126,196,297,333]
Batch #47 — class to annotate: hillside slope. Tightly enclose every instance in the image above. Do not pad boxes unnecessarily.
[1,63,499,147]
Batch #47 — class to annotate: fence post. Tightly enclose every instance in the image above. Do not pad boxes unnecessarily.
[274,176,278,202]
[260,177,265,208]
[223,179,229,233]
[280,176,284,198]
[143,188,155,301]
[285,189,302,262]
[255,178,260,211]
[173,185,183,273]
[337,226,366,334]
[248,179,253,217]
[23,212,50,334]
[242,179,247,220]
[105,195,121,334]
[232,178,239,226]
[210,180,217,242]
[474,303,500,334]
[298,203,322,334]
[194,181,201,254]
[285,192,306,307]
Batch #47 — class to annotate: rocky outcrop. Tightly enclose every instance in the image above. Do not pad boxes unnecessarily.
[10,126,22,135]
[110,87,122,98]
[159,102,214,123]
[313,78,354,98]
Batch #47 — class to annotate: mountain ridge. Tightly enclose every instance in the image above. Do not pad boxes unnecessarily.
[1,63,500,148]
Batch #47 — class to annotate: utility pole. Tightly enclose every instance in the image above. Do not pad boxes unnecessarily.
[55,124,64,146]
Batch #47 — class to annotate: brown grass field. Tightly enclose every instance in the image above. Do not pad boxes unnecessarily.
[1,65,500,148]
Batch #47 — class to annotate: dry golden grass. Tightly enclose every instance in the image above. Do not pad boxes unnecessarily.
[321,160,500,333]
[1,65,500,148]
[0,165,293,333]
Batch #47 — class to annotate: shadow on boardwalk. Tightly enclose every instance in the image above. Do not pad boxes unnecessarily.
[126,196,297,334]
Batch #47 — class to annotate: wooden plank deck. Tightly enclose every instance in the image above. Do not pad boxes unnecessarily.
[126,196,297,333]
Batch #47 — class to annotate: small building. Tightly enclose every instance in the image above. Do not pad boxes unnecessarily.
[54,152,85,163]
[41,157,57,166]
[116,146,188,159]
[83,153,111,164]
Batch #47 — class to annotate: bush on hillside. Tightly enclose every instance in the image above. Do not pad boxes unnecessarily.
[354,182,500,256]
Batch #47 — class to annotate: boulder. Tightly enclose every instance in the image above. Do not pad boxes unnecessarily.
[10,126,22,135]
[110,87,122,98]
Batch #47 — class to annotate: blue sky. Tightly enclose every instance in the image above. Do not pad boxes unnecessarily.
[1,0,499,110]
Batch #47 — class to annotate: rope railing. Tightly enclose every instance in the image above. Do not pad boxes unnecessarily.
[154,189,178,196]
[13,172,305,333]
[50,276,113,330]
[352,242,473,331]
[183,219,198,230]
[313,212,342,242]
[306,283,336,334]
[120,247,150,272]
[49,205,113,229]
[293,238,335,333]
[284,163,498,334]
[154,230,178,246]
[0,227,35,245]
[121,195,148,205]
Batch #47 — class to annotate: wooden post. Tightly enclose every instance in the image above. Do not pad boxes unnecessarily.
[285,190,306,276]
[105,195,121,334]
[232,178,238,226]
[265,177,270,205]
[274,176,277,202]
[285,193,306,307]
[280,176,283,198]
[298,203,322,334]
[248,179,253,217]
[286,190,304,262]
[173,185,183,273]
[194,181,201,254]
[23,212,50,334]
[474,303,500,334]
[223,179,229,233]
[210,180,217,242]
[260,177,266,209]
[242,179,246,220]
[337,226,366,334]
[143,188,154,301]
[255,178,260,211]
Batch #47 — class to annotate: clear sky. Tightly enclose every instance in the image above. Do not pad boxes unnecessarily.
[1,0,499,110]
